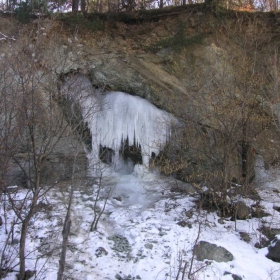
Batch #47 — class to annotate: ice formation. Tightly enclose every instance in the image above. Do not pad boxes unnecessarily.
[61,74,174,169]
[90,91,173,167]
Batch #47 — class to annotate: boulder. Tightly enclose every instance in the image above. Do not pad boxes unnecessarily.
[235,201,250,220]
[185,210,193,219]
[195,241,234,263]
[224,271,242,280]
[177,220,188,227]
[16,270,36,280]
[8,238,19,245]
[144,243,153,250]
[266,237,280,262]
[170,182,196,194]
[239,231,251,243]
[273,205,280,212]
[95,247,108,257]
[113,195,122,202]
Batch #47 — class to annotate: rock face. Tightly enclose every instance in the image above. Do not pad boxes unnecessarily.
[195,241,234,263]
[266,237,280,262]
[5,134,88,188]
[1,9,280,180]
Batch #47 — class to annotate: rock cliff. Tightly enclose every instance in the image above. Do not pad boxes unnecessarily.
[1,6,280,183]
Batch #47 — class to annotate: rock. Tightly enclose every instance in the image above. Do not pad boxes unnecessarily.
[195,241,234,263]
[273,205,280,212]
[270,228,280,236]
[115,273,122,280]
[144,243,153,250]
[185,210,193,219]
[177,220,187,227]
[232,274,243,280]
[108,234,131,257]
[8,238,19,245]
[224,272,242,280]
[16,270,36,280]
[164,201,179,212]
[239,231,251,243]
[25,270,36,280]
[177,220,192,228]
[260,226,280,241]
[218,218,225,224]
[0,215,2,227]
[235,201,250,220]
[95,247,108,257]
[113,195,122,202]
[254,237,270,249]
[266,237,280,262]
[115,273,138,280]
[170,182,195,194]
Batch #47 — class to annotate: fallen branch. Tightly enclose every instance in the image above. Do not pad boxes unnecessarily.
[0,32,16,41]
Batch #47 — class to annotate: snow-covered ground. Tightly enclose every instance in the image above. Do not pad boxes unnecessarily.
[1,164,280,280]
[1,90,280,279]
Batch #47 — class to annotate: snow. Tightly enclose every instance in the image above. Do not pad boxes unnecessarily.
[1,173,279,280]
[1,88,280,280]
[2,163,280,280]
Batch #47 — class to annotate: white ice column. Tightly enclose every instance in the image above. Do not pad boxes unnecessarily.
[74,89,175,169]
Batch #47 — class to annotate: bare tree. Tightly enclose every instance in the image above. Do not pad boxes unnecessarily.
[57,186,73,280]
[89,162,115,231]
[0,35,91,278]
[153,16,275,218]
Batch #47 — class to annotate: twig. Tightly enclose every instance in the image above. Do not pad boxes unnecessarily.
[0,32,15,41]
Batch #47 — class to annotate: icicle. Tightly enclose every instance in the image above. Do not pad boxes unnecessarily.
[89,91,174,167]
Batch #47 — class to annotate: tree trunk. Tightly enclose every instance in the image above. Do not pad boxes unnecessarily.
[57,187,73,280]
[19,220,28,280]
[72,0,79,13]
[57,220,71,280]
[99,0,103,12]
[241,140,249,181]
[222,144,231,192]
[81,0,86,13]
[18,186,39,279]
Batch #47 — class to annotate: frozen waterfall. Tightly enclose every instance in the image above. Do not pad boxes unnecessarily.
[90,91,173,167]
[61,74,174,172]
